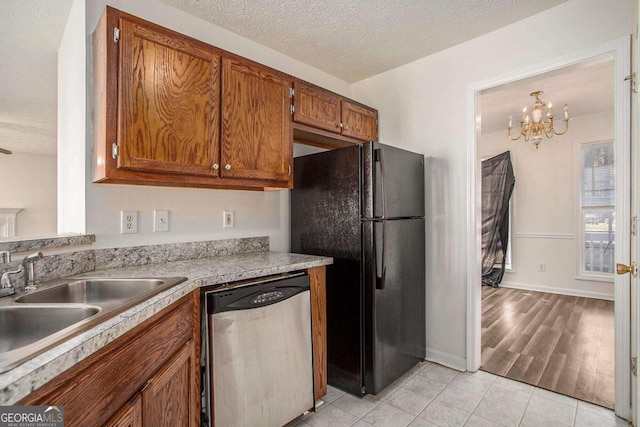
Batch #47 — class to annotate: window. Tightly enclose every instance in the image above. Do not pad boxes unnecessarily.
[579,141,614,278]
[504,200,513,271]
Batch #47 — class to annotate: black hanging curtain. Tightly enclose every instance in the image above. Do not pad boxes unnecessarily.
[481,151,515,287]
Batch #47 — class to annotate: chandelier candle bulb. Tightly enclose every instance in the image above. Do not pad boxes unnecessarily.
[509,116,513,127]
[564,104,569,119]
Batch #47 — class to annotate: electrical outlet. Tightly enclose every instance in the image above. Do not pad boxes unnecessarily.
[537,263,546,272]
[223,210,234,228]
[154,210,169,232]
[121,210,138,234]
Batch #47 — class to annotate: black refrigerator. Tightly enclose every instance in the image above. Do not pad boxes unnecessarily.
[291,141,426,397]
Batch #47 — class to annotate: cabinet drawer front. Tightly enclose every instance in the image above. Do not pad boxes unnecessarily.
[221,58,292,183]
[118,18,220,176]
[293,82,341,133]
[19,296,194,427]
[341,100,378,141]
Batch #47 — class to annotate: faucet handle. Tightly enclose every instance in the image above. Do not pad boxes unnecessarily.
[0,251,10,263]
[1,266,22,297]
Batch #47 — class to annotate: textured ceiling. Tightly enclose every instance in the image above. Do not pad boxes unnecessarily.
[481,56,614,135]
[2,0,568,155]
[0,0,73,155]
[159,0,567,83]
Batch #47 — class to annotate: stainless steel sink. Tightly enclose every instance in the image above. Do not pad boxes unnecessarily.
[0,305,101,353]
[0,276,187,373]
[15,279,168,304]
[0,304,101,371]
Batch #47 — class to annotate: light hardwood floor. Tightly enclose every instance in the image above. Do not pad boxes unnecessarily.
[480,286,615,409]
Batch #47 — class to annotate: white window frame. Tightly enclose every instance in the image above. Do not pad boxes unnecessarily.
[504,197,514,272]
[576,139,614,282]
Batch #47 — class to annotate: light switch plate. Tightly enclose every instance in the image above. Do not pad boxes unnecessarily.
[154,210,169,232]
[223,210,234,228]
[121,210,138,234]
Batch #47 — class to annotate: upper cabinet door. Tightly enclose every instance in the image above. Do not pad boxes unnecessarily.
[341,100,378,142]
[293,81,341,133]
[221,58,292,183]
[117,17,220,176]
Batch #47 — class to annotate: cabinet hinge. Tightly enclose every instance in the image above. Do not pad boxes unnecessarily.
[112,143,119,159]
[290,105,295,115]
[632,357,637,376]
[113,27,120,43]
[289,88,295,98]
[632,216,637,236]
[625,73,637,93]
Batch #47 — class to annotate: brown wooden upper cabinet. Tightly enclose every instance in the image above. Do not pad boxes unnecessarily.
[292,81,378,142]
[117,15,220,177]
[221,58,292,183]
[93,7,292,190]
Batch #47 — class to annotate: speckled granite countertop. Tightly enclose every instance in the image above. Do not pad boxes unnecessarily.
[0,251,332,405]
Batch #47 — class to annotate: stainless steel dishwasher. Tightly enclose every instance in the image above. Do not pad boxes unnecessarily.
[202,273,314,427]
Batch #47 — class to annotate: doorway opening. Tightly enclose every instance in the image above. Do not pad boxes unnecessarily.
[466,37,631,419]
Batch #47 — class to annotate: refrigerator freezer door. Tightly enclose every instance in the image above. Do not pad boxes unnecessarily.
[363,218,426,395]
[362,142,425,219]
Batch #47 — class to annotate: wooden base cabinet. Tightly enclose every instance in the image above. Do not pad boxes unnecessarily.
[307,266,327,400]
[106,396,142,427]
[141,340,197,427]
[19,292,200,427]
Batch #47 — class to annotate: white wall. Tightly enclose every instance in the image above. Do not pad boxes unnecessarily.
[0,152,57,237]
[75,0,352,251]
[351,0,634,369]
[58,0,86,235]
[480,112,614,300]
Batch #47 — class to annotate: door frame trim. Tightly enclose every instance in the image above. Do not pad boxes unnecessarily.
[465,36,631,419]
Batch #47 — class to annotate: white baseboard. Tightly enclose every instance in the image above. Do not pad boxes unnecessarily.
[499,281,613,301]
[425,348,466,372]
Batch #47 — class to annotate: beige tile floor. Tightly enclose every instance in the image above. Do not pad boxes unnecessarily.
[293,361,626,427]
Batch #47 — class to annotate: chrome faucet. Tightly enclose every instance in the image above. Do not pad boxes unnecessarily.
[22,252,43,292]
[0,266,22,297]
[0,251,10,263]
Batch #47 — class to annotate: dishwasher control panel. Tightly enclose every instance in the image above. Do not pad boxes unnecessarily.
[205,273,310,314]
[251,290,285,304]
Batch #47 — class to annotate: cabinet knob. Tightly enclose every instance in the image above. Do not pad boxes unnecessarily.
[343,125,350,131]
[338,123,344,128]
[225,164,231,171]
[212,163,219,170]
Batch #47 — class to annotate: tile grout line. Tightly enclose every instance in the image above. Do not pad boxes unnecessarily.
[460,372,497,426]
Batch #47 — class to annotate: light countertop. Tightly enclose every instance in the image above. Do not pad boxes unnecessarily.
[0,251,332,405]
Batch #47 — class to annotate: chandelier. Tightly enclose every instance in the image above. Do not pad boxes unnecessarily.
[507,91,570,149]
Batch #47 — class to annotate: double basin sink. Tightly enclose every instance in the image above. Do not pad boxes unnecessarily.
[0,277,187,373]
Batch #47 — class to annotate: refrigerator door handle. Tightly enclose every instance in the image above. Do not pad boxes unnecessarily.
[375,148,386,290]
[375,220,387,290]
[374,148,387,219]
